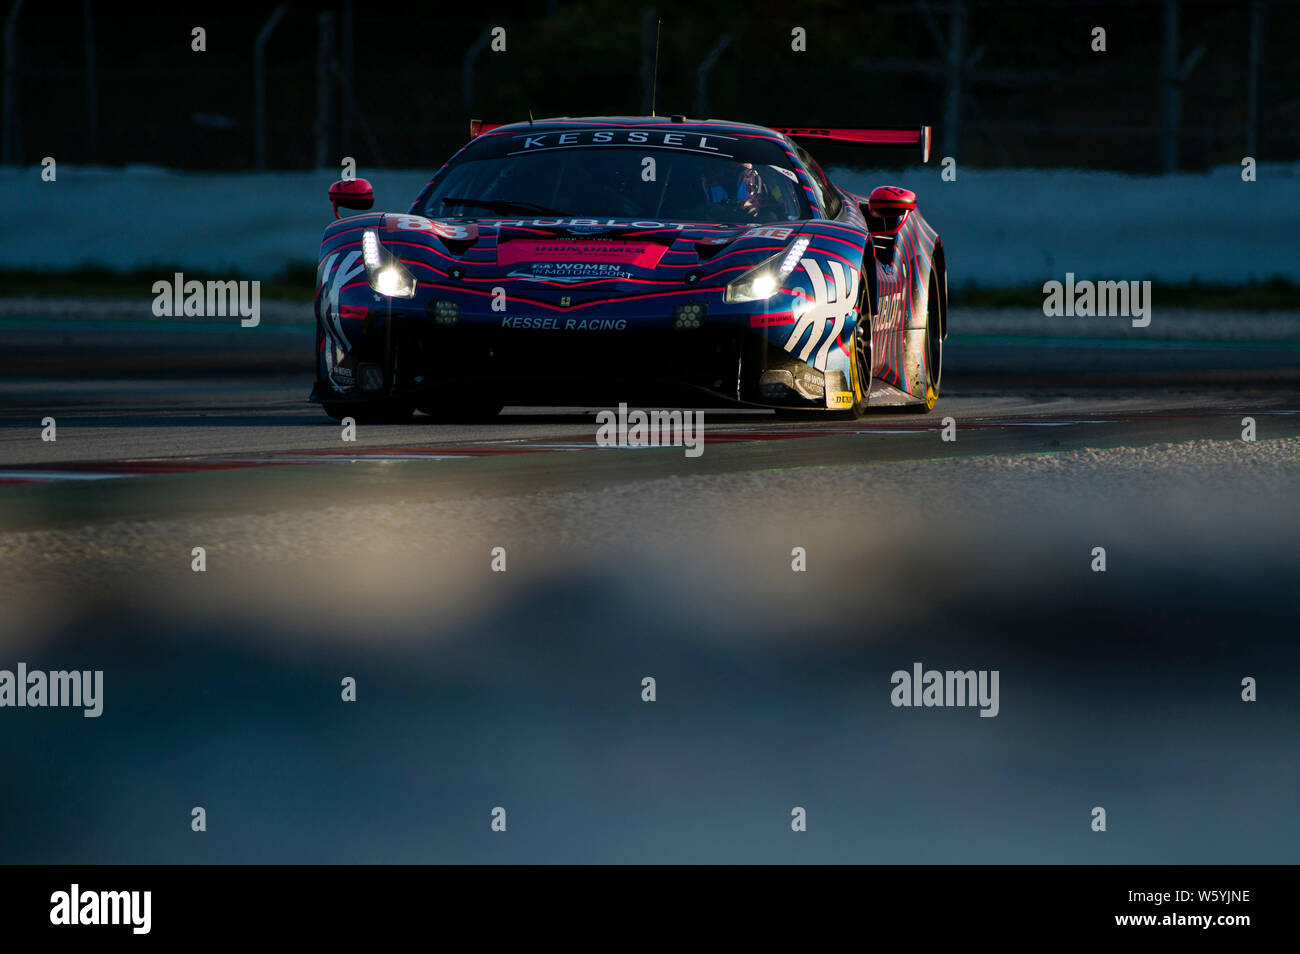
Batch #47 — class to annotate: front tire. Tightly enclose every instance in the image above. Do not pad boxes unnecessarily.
[832,268,873,419]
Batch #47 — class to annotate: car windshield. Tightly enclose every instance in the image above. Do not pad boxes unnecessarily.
[419,132,813,224]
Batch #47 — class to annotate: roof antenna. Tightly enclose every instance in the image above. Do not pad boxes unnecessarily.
[650,17,662,117]
[528,108,534,125]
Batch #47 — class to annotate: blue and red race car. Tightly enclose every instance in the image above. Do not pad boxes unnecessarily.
[311,116,946,421]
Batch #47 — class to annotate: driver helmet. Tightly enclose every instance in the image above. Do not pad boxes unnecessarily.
[703,163,773,215]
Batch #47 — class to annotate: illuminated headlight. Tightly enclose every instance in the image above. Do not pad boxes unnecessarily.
[725,236,810,303]
[361,229,417,298]
[672,302,706,329]
[362,229,383,268]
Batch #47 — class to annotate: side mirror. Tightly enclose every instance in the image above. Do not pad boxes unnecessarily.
[865,186,917,264]
[329,178,374,219]
[866,185,916,222]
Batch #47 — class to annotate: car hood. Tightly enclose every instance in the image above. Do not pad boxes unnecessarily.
[383,214,806,297]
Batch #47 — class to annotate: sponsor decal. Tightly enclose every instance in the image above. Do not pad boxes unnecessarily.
[501,316,561,330]
[385,215,478,241]
[318,250,365,351]
[781,258,860,371]
[497,239,667,269]
[566,317,628,331]
[507,262,632,282]
[501,316,628,331]
[778,127,837,138]
[824,370,853,409]
[509,129,737,157]
[559,225,619,235]
[876,290,905,331]
[795,365,825,396]
[743,226,794,240]
[486,218,691,230]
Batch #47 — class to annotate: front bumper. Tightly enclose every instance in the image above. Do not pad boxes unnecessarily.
[312,311,838,411]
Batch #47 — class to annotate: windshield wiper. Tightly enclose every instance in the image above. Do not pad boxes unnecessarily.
[439,197,569,216]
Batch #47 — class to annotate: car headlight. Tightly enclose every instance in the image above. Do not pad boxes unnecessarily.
[724,236,810,303]
[362,229,417,298]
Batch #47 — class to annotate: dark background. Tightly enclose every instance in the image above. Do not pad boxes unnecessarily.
[0,0,1297,870]
[6,0,1298,172]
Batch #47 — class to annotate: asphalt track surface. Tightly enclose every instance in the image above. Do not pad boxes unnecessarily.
[0,374,1297,519]
[2,312,1299,863]
[2,301,1296,505]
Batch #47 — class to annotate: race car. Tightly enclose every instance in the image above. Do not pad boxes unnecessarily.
[311,115,946,421]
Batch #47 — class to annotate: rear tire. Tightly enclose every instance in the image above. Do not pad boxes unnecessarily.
[903,270,943,413]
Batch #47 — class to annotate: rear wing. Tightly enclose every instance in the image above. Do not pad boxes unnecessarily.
[773,126,932,163]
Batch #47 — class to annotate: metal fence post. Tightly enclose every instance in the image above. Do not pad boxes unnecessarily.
[1247,0,1267,159]
[640,10,658,115]
[1160,0,1204,173]
[316,12,335,170]
[461,28,490,112]
[254,4,288,170]
[84,0,97,159]
[1161,0,1180,172]
[340,0,354,151]
[942,0,968,160]
[2,0,27,165]
[694,34,730,118]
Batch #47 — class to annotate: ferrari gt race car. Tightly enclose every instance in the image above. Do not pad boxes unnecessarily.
[312,116,947,421]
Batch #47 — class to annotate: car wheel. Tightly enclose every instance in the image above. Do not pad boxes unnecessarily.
[903,270,942,413]
[832,269,873,419]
